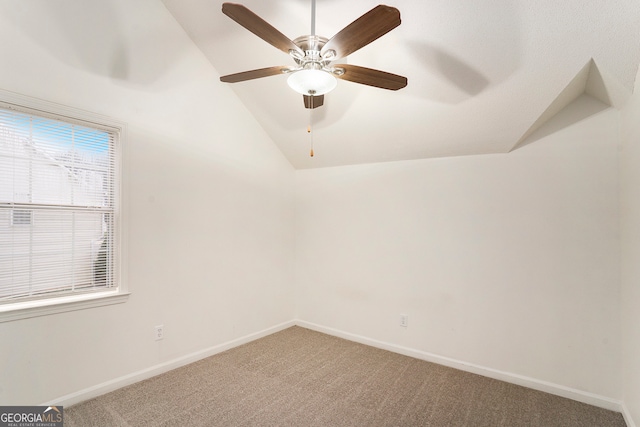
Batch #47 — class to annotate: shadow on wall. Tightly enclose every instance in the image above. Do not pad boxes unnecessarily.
[403,0,522,104]
[406,41,490,104]
[0,1,185,86]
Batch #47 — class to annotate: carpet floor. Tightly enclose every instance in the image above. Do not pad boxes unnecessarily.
[65,326,626,426]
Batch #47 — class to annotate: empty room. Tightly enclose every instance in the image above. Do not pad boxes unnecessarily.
[1,0,639,426]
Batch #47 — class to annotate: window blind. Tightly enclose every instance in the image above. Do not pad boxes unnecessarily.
[0,104,118,302]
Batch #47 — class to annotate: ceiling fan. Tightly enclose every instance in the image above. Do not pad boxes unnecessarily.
[219,1,408,109]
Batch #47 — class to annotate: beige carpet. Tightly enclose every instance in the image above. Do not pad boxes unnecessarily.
[65,326,626,426]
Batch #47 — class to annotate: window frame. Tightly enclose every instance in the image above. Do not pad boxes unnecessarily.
[0,89,129,323]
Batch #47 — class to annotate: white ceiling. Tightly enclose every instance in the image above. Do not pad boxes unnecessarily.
[162,0,640,169]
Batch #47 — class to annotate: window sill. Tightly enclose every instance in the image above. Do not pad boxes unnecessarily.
[0,291,130,323]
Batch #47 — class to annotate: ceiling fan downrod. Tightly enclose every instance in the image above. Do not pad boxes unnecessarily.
[311,0,316,36]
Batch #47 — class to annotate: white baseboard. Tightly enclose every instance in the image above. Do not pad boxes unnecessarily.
[43,320,296,407]
[295,320,626,415]
[621,402,637,427]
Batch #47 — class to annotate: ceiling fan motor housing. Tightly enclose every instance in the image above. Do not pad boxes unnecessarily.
[290,36,344,76]
[291,36,328,67]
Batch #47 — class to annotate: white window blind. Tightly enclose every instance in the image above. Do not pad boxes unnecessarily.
[0,103,118,303]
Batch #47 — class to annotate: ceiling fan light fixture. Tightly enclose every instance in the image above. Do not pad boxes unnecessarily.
[287,69,337,96]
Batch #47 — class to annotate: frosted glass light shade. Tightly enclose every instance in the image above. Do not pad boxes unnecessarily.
[287,69,337,95]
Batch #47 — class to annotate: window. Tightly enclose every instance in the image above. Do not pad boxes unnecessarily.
[0,91,128,321]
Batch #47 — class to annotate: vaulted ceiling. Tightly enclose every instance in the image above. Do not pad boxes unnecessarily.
[162,0,640,169]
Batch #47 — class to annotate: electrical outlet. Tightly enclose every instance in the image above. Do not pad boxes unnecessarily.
[154,325,164,341]
[400,314,409,328]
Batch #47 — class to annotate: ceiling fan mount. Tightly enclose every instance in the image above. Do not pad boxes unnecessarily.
[219,2,407,109]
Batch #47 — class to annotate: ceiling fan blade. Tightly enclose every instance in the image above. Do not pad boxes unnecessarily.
[303,94,324,109]
[222,3,304,57]
[321,5,401,60]
[336,64,407,90]
[220,66,295,83]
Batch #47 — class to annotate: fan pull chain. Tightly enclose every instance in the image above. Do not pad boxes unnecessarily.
[309,103,313,157]
[308,95,314,157]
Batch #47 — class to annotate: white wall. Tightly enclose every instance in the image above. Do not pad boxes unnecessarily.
[621,68,640,425]
[0,0,295,405]
[295,95,622,400]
